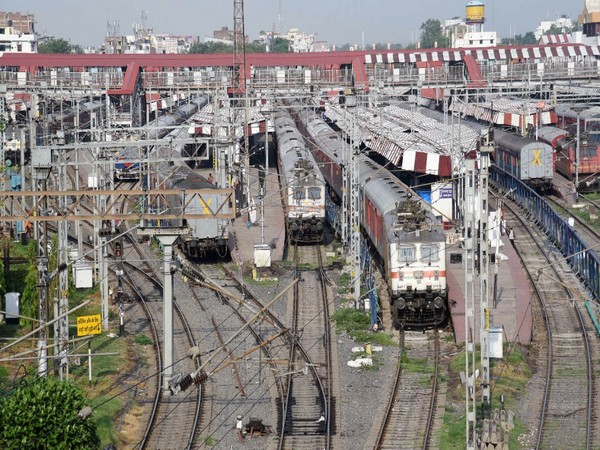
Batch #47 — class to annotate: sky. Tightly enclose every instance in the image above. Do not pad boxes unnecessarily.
[2,0,582,48]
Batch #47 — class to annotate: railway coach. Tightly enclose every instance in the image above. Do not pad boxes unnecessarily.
[493,129,554,192]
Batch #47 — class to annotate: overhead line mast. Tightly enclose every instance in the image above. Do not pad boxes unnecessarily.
[233,0,249,209]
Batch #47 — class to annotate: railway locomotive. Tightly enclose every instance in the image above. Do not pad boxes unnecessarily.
[273,110,326,243]
[537,125,600,191]
[297,108,448,329]
[150,147,235,259]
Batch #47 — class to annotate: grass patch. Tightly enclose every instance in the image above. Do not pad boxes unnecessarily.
[440,344,532,449]
[203,434,216,446]
[332,308,395,346]
[90,396,122,446]
[134,334,154,346]
[338,272,351,288]
[440,408,466,450]
[401,354,434,374]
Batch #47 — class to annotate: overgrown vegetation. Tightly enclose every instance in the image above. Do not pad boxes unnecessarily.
[440,345,531,449]
[0,376,100,449]
[332,308,394,346]
[134,334,154,346]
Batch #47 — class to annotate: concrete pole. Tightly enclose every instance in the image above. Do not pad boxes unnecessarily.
[100,236,109,331]
[479,140,492,415]
[58,147,70,379]
[464,158,477,450]
[576,111,581,190]
[156,235,179,390]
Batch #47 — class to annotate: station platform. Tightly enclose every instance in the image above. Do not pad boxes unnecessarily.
[230,167,286,265]
[447,232,532,345]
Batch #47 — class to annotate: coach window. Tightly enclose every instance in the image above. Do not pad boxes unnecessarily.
[294,188,305,200]
[421,244,440,263]
[308,187,321,200]
[398,245,416,264]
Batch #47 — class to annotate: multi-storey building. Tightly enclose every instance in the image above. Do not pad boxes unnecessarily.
[0,12,37,53]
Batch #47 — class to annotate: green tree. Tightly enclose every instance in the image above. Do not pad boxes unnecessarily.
[38,38,73,54]
[0,376,100,449]
[189,41,233,54]
[0,258,5,300]
[544,24,563,35]
[420,19,449,49]
[17,242,38,327]
[504,32,537,45]
[271,37,291,53]
[246,41,266,53]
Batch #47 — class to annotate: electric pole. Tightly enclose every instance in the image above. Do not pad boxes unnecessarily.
[464,157,477,449]
[479,134,492,417]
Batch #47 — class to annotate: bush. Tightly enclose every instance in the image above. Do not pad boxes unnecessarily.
[0,376,100,449]
[134,335,153,346]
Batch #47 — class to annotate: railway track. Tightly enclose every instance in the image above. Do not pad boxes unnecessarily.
[546,195,600,254]
[374,330,442,450]
[181,260,287,447]
[120,233,202,450]
[183,243,335,449]
[279,243,334,450]
[504,199,597,449]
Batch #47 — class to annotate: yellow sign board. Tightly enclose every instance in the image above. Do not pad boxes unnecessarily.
[77,314,102,336]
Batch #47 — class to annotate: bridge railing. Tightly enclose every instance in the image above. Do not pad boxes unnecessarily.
[490,167,600,303]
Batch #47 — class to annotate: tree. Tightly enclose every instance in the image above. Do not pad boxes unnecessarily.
[271,37,290,53]
[501,32,537,46]
[420,19,449,49]
[544,24,563,35]
[0,376,100,449]
[189,41,233,54]
[38,38,73,54]
[246,41,266,53]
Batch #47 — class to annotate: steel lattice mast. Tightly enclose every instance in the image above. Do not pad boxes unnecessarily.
[233,0,246,96]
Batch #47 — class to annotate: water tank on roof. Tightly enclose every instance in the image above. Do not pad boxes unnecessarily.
[466,1,485,24]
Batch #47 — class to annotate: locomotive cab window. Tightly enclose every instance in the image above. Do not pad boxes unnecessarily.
[420,244,440,263]
[398,245,416,264]
[308,187,322,200]
[293,188,305,200]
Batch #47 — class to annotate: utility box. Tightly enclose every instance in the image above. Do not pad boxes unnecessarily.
[253,244,271,268]
[31,147,52,169]
[5,292,20,325]
[74,264,93,288]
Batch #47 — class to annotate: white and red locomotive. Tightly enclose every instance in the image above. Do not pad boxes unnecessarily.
[298,107,448,329]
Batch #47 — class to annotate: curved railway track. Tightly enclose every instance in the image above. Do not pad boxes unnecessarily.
[279,244,334,450]
[119,233,201,450]
[504,199,596,449]
[182,243,335,449]
[180,260,287,447]
[374,330,441,450]
[50,200,203,448]
[546,195,600,255]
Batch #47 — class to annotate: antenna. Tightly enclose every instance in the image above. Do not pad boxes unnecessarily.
[141,10,148,29]
[277,0,283,34]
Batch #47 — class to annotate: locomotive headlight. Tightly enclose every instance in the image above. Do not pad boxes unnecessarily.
[434,296,444,309]
[415,271,423,280]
